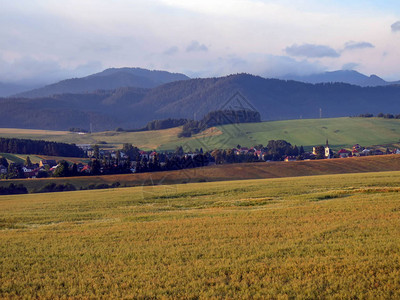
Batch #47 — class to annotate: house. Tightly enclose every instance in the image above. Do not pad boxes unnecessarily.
[39,160,57,168]
[50,165,59,172]
[0,165,7,175]
[284,156,297,162]
[352,144,362,152]
[338,149,350,158]
[24,168,39,178]
[149,151,158,160]
[139,151,149,160]
[80,165,91,173]
[361,149,371,156]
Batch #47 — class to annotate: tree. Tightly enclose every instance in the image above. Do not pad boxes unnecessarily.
[314,146,325,159]
[175,146,184,156]
[24,156,33,168]
[299,146,305,155]
[53,161,70,177]
[0,157,8,168]
[211,149,224,164]
[71,163,78,176]
[93,145,100,159]
[91,159,101,175]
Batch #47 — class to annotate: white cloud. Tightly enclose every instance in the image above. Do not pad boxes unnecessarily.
[392,21,400,32]
[163,46,179,55]
[342,62,359,70]
[285,44,340,58]
[343,41,374,51]
[186,41,208,52]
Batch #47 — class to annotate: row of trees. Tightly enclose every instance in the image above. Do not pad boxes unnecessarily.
[179,109,261,137]
[358,113,400,119]
[0,138,85,157]
[0,183,28,195]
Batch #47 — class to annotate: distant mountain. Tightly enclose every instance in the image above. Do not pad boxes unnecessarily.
[13,68,190,98]
[2,73,400,131]
[0,82,39,97]
[282,70,400,87]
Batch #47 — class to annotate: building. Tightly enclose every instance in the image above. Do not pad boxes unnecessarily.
[0,165,7,175]
[325,139,332,159]
[338,149,350,158]
[284,156,297,162]
[39,160,57,168]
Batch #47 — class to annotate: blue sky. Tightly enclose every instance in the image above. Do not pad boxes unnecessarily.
[1,0,399,83]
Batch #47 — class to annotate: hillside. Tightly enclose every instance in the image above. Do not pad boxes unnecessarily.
[161,117,400,151]
[2,117,400,151]
[0,88,149,131]
[13,67,189,98]
[3,73,400,130]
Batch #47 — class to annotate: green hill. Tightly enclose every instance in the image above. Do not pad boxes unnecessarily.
[1,117,400,151]
[159,117,400,151]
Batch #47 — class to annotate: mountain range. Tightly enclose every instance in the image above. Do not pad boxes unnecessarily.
[2,71,400,131]
[10,68,190,98]
[281,70,400,87]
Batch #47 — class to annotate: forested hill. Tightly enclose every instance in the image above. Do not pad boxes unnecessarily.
[130,73,400,121]
[13,67,190,98]
[2,73,400,131]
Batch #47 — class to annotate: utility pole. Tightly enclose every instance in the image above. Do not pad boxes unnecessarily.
[319,108,322,119]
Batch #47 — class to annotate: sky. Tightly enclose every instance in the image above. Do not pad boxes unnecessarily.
[1,0,400,84]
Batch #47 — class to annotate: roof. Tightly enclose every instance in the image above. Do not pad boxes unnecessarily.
[338,149,349,153]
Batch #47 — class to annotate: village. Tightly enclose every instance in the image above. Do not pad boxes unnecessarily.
[1,139,400,180]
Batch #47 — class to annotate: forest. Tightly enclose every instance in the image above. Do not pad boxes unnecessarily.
[0,138,85,157]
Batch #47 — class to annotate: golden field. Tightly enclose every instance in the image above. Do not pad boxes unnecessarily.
[1,170,400,298]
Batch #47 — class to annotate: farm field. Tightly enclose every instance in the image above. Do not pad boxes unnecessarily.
[1,171,400,298]
[2,117,400,151]
[2,154,400,193]
[0,153,90,165]
[160,117,400,151]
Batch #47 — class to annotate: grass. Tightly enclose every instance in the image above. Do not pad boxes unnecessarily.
[1,171,400,298]
[159,117,400,151]
[3,117,400,151]
[0,127,185,151]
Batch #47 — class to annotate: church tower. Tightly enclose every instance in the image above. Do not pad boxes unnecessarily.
[325,139,331,159]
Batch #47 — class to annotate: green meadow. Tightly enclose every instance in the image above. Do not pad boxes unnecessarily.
[161,117,400,151]
[1,171,400,298]
[2,117,400,151]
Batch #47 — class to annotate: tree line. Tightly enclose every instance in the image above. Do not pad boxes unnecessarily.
[357,113,400,119]
[0,138,85,157]
[179,110,261,137]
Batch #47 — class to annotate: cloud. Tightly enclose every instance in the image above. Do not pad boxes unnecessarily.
[163,46,179,55]
[342,62,359,70]
[343,41,374,51]
[186,53,327,78]
[285,44,340,58]
[186,41,208,52]
[0,56,102,84]
[391,21,400,32]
